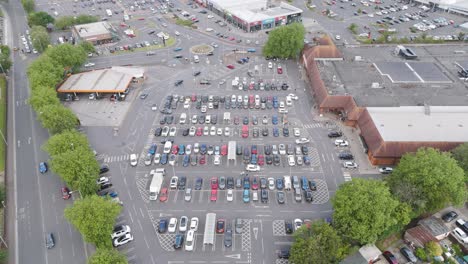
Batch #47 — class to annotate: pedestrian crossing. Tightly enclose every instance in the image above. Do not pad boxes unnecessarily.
[343,172,352,182]
[302,123,323,129]
[103,154,138,163]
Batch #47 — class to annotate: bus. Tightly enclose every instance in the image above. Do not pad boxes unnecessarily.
[106,9,112,17]
[203,213,216,245]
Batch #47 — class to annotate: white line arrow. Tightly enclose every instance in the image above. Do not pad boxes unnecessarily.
[253,227,258,240]
[225,254,241,259]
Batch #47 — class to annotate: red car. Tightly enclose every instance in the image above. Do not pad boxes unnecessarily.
[196,127,203,136]
[277,66,283,74]
[171,145,179,155]
[61,187,71,200]
[251,177,259,190]
[221,145,228,156]
[210,189,217,201]
[216,219,225,233]
[159,188,168,202]
[199,155,206,165]
[227,64,235,69]
[382,251,398,264]
[191,94,197,102]
[210,177,218,189]
[258,155,265,166]
[249,83,254,90]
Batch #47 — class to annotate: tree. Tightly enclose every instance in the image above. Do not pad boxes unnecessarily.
[0,45,10,57]
[50,146,99,196]
[290,221,348,264]
[27,55,64,89]
[54,16,75,30]
[28,86,60,111]
[263,23,305,59]
[0,53,11,73]
[28,11,55,27]
[459,32,466,41]
[21,0,35,13]
[88,248,128,264]
[79,41,96,54]
[75,15,99,25]
[451,143,468,180]
[387,148,466,215]
[348,23,358,34]
[45,43,87,70]
[65,195,122,249]
[332,178,411,245]
[43,130,90,156]
[31,25,51,53]
[425,241,442,259]
[37,104,79,134]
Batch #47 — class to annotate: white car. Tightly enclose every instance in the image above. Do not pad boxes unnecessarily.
[154,153,161,164]
[190,217,199,231]
[293,128,301,137]
[224,127,230,136]
[268,62,273,69]
[343,161,358,169]
[288,155,296,166]
[293,219,303,232]
[205,28,213,32]
[84,62,95,67]
[231,95,237,103]
[379,167,393,174]
[191,115,198,124]
[169,127,177,137]
[453,228,468,243]
[207,15,214,19]
[246,164,260,172]
[295,138,310,144]
[205,115,211,124]
[189,126,196,136]
[130,153,138,166]
[278,108,288,114]
[179,216,188,232]
[201,105,207,113]
[335,35,341,40]
[168,218,178,233]
[210,126,216,136]
[288,93,298,100]
[193,143,200,154]
[186,145,192,155]
[97,176,109,185]
[162,126,170,137]
[170,176,178,189]
[227,189,234,202]
[151,104,157,111]
[113,233,133,247]
[111,225,131,239]
[217,127,222,136]
[185,229,195,251]
[203,126,209,136]
[213,155,221,165]
[335,139,349,147]
[175,31,180,36]
[184,101,190,109]
[268,178,275,190]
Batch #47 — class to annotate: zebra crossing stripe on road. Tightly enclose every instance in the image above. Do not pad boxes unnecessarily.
[104,154,138,163]
[343,172,352,182]
[303,123,323,129]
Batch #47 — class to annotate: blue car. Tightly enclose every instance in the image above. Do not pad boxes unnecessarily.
[178,144,185,155]
[243,189,250,203]
[276,178,284,190]
[173,47,182,52]
[301,176,309,191]
[247,48,256,53]
[250,154,257,165]
[273,101,278,109]
[200,144,207,155]
[273,127,279,137]
[243,176,250,189]
[303,156,311,165]
[158,219,168,233]
[39,162,48,173]
[183,155,190,167]
[149,144,157,155]
[272,115,278,125]
[160,153,168,165]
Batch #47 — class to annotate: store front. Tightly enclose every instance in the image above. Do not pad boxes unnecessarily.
[262,18,274,30]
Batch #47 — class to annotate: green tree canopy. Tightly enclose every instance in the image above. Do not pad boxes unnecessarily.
[55,15,98,30]
[88,248,128,264]
[290,221,348,264]
[43,130,90,156]
[45,43,87,70]
[31,25,51,53]
[29,86,60,111]
[387,148,466,215]
[0,53,11,73]
[65,195,122,249]
[263,23,305,59]
[27,55,63,89]
[425,241,442,258]
[28,11,54,27]
[37,104,79,134]
[332,178,411,245]
[21,0,35,13]
[0,46,11,57]
[50,146,99,196]
[79,41,96,54]
[451,143,468,181]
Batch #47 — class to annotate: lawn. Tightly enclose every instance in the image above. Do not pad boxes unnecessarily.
[0,76,6,172]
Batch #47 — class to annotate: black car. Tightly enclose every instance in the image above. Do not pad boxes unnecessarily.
[338,152,353,160]
[99,164,109,174]
[154,127,162,136]
[200,79,211,85]
[236,145,243,155]
[260,178,267,189]
[99,182,113,191]
[278,249,290,259]
[301,146,309,155]
[174,55,183,59]
[198,115,205,124]
[227,177,234,189]
[305,190,313,202]
[159,116,166,125]
[243,116,249,125]
[442,211,458,222]
[193,71,201,76]
[283,127,289,137]
[328,131,342,138]
[264,145,271,155]
[224,227,233,247]
[174,80,184,86]
[211,115,217,124]
[273,155,280,166]
[178,176,186,190]
[174,234,184,249]
[309,180,317,191]
[195,177,203,190]
[284,221,293,234]
[158,219,168,233]
[261,189,268,203]
[165,115,174,124]
[265,155,273,165]
[262,128,269,136]
[46,233,55,249]
[182,128,189,136]
[277,191,285,204]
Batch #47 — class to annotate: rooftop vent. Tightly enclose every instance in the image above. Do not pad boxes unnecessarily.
[408,124,413,127]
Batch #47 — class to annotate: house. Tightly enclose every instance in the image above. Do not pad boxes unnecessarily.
[404,216,450,248]
[341,244,382,264]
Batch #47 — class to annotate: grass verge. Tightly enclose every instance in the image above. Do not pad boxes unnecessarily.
[111,37,176,56]
[0,76,6,172]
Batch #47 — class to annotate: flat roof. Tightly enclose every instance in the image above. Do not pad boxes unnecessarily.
[367,106,468,142]
[57,67,142,93]
[208,0,302,23]
[73,21,112,39]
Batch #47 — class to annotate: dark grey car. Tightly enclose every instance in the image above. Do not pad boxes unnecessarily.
[224,226,233,247]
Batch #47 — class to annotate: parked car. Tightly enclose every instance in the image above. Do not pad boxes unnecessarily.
[382,251,398,264]
[400,246,418,262]
[442,211,458,222]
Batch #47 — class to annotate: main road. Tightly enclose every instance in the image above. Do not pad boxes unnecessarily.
[3,1,87,264]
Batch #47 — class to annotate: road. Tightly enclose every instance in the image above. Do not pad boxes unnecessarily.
[3,1,87,264]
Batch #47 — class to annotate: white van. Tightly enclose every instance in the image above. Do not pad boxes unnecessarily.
[284,176,292,190]
[193,55,199,63]
[163,141,172,154]
[179,113,187,124]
